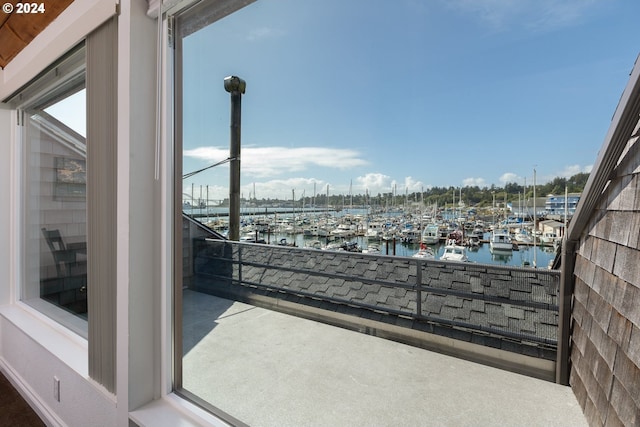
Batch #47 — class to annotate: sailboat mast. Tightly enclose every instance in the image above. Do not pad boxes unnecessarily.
[326,184,329,214]
[452,188,455,217]
[533,169,537,268]
[564,184,568,234]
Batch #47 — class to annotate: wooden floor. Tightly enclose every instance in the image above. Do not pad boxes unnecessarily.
[0,372,44,427]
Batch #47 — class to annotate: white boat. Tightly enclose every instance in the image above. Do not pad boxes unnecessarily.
[514,228,533,244]
[322,241,361,252]
[541,232,559,245]
[362,243,381,254]
[440,244,469,262]
[400,228,421,244]
[365,222,384,240]
[305,224,329,237]
[421,224,440,244]
[239,233,266,244]
[471,226,484,240]
[489,229,513,251]
[330,223,354,237]
[413,246,435,259]
[466,235,481,247]
[382,229,398,241]
[305,240,323,249]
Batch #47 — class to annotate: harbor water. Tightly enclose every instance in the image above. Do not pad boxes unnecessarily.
[258,232,558,269]
[186,206,560,269]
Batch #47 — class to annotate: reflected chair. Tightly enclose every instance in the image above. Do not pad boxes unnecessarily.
[41,228,87,314]
[41,228,86,278]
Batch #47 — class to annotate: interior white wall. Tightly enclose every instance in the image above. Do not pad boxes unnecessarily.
[0,311,117,426]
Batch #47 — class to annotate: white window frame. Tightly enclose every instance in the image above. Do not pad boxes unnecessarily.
[8,44,89,338]
[3,15,120,395]
[166,0,256,423]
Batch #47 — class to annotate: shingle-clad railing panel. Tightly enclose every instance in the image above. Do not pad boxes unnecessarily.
[192,238,560,356]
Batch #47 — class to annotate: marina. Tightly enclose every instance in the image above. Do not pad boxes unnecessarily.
[186,206,561,269]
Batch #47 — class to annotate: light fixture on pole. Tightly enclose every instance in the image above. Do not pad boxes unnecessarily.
[224,75,246,241]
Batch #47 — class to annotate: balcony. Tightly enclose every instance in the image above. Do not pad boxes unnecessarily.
[181,291,586,427]
[178,218,586,426]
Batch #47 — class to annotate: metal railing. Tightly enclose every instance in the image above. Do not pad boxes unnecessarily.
[191,238,560,354]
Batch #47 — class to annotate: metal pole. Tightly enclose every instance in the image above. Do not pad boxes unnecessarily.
[415,260,422,319]
[224,76,246,241]
[556,237,576,385]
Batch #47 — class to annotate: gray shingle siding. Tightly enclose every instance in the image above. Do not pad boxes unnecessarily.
[568,103,640,424]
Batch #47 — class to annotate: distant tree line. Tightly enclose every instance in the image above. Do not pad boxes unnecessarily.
[237,172,589,208]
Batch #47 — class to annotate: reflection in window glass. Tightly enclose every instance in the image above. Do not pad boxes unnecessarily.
[22,86,88,331]
[44,89,86,138]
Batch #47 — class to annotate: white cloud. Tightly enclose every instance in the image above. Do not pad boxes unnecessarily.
[246,27,285,42]
[401,176,427,193]
[558,164,592,177]
[499,172,522,184]
[445,0,522,30]
[353,173,427,196]
[183,183,227,204]
[244,177,326,201]
[185,177,330,202]
[527,1,598,32]
[184,146,368,178]
[356,173,392,193]
[535,164,593,185]
[444,0,600,32]
[462,177,486,187]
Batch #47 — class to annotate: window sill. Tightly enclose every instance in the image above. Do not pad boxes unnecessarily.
[21,297,88,338]
[129,393,232,427]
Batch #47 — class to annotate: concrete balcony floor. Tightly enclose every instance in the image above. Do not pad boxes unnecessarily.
[182,290,587,427]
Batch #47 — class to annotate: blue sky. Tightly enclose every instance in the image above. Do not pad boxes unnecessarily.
[181,0,637,202]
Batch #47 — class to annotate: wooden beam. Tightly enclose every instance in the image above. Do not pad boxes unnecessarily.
[0,0,74,68]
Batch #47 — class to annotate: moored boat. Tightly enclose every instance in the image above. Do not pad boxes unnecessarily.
[413,242,435,259]
[440,244,469,262]
[400,228,421,244]
[489,228,513,251]
[514,228,533,244]
[365,222,384,240]
[541,232,559,246]
[471,226,485,240]
[421,223,440,244]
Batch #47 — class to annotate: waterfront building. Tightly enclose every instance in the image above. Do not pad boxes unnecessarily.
[545,193,581,219]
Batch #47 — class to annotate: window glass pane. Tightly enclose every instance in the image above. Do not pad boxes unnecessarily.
[22,80,87,334]
[173,0,602,423]
[44,90,86,138]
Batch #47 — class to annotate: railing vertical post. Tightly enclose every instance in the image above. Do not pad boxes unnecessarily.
[237,243,242,286]
[415,260,422,319]
[556,238,576,385]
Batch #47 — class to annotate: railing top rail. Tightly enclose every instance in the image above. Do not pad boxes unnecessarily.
[204,237,561,277]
